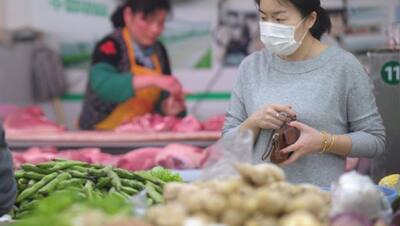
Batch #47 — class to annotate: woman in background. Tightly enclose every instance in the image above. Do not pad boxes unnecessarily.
[79,0,186,130]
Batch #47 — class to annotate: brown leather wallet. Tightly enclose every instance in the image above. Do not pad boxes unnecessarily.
[262,120,300,164]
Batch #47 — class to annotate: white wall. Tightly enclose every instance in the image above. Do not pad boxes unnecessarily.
[0,0,4,28]
[389,0,400,22]
[3,0,116,42]
[3,0,33,29]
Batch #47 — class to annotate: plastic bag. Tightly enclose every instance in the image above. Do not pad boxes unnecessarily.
[200,129,253,180]
[0,215,11,223]
[129,190,148,218]
[330,171,392,221]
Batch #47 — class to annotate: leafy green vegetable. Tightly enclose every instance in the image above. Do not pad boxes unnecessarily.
[13,188,132,226]
[149,167,182,183]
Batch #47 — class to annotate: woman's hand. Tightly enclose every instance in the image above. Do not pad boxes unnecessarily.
[133,76,183,96]
[162,94,186,116]
[154,76,183,96]
[246,104,297,130]
[280,121,323,166]
[240,104,296,140]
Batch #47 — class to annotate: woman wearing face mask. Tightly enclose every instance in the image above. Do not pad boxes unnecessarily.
[79,0,186,130]
[223,0,385,186]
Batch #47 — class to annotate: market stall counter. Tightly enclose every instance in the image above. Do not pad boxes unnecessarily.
[6,130,220,150]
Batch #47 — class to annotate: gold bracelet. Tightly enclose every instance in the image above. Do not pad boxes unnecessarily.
[320,131,329,153]
[326,135,336,152]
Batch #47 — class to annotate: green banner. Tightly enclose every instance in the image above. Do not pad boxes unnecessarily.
[62,92,231,102]
[49,0,108,17]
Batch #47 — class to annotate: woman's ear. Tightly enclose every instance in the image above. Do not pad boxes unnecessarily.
[305,11,318,29]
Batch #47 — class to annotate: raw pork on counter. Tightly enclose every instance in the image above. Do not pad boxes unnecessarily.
[3,106,64,133]
[12,144,208,171]
[115,114,225,133]
[116,148,163,171]
[12,147,116,169]
[12,147,57,168]
[115,114,178,133]
[57,148,117,166]
[171,116,203,132]
[116,144,208,170]
[155,143,208,169]
[201,115,225,132]
[0,105,19,121]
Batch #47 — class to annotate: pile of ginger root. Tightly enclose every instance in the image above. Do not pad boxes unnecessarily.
[146,163,331,226]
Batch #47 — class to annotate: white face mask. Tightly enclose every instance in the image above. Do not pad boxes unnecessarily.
[259,19,308,56]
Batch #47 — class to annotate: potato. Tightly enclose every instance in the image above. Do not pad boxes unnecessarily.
[284,193,326,217]
[203,193,227,217]
[305,184,323,192]
[268,182,297,197]
[235,163,266,186]
[105,218,151,226]
[320,192,331,205]
[245,217,278,226]
[221,208,248,226]
[245,220,261,226]
[256,189,287,216]
[235,163,285,187]
[181,193,205,214]
[279,211,323,226]
[145,161,335,226]
[146,203,187,226]
[183,217,208,226]
[228,193,245,210]
[163,182,188,202]
[146,205,164,224]
[177,185,201,202]
[195,181,218,190]
[257,164,285,182]
[317,208,330,223]
[293,184,331,205]
[191,212,217,223]
[156,218,186,226]
[293,184,322,196]
[239,184,256,197]
[213,178,245,196]
[241,195,259,215]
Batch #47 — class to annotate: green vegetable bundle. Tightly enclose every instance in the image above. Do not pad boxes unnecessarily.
[13,160,182,219]
[13,188,133,226]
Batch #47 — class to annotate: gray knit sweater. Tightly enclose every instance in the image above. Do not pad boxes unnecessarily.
[222,46,386,187]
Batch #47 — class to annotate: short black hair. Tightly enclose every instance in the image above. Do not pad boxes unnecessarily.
[255,0,331,40]
[111,0,171,28]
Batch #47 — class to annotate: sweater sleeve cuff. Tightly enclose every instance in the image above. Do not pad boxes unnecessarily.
[347,132,376,158]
